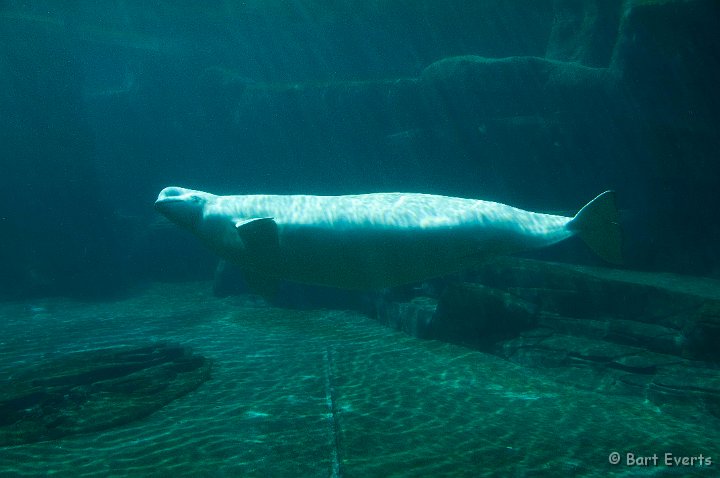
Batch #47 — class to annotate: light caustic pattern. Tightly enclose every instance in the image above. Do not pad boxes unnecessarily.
[0,283,717,477]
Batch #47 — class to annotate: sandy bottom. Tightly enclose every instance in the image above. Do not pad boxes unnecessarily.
[0,282,717,477]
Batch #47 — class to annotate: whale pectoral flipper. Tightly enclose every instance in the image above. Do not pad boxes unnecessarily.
[568,191,623,265]
[235,217,280,256]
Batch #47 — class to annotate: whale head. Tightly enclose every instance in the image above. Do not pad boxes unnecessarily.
[154,186,214,230]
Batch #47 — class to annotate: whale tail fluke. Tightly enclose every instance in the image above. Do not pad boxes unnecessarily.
[569,191,623,265]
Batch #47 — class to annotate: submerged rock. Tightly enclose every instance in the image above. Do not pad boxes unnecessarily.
[376,296,437,338]
[429,283,537,347]
[683,301,720,362]
[378,257,720,418]
[0,343,211,446]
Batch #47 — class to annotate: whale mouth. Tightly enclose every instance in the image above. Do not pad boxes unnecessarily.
[155,197,183,205]
[154,197,183,212]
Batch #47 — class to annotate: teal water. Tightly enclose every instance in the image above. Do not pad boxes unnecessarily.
[0,283,717,477]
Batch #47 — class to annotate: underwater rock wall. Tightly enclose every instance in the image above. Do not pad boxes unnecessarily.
[610,0,720,275]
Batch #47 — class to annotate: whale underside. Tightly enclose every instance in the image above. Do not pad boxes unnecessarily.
[257,224,520,289]
[155,188,622,292]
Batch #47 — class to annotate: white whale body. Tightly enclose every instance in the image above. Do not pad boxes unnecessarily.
[155,187,621,291]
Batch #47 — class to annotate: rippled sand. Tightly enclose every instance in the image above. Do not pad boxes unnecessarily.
[1,283,717,477]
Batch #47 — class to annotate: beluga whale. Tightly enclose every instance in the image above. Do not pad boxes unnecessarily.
[155,187,621,292]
